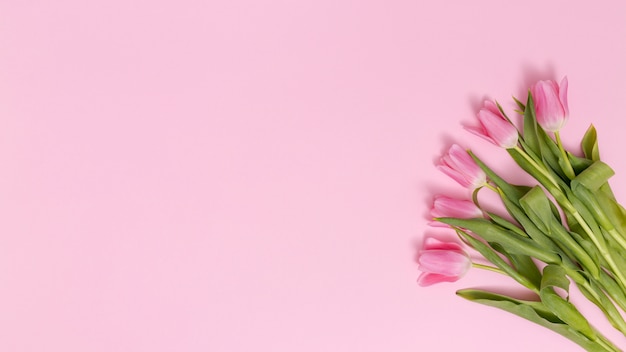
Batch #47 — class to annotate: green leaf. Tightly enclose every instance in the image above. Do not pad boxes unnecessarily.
[606,241,626,281]
[594,190,626,235]
[487,212,528,238]
[495,100,514,125]
[579,278,626,337]
[456,289,607,352]
[571,161,615,192]
[536,127,567,180]
[507,148,559,195]
[599,270,626,312]
[457,231,537,290]
[502,249,543,290]
[457,289,555,320]
[513,96,526,112]
[568,152,594,175]
[546,221,601,279]
[568,231,601,273]
[498,191,559,251]
[468,151,531,204]
[540,265,596,339]
[437,217,561,264]
[599,182,617,201]
[542,265,570,293]
[566,195,605,247]
[522,92,541,155]
[565,211,584,236]
[599,271,626,313]
[572,185,617,235]
[519,186,554,234]
[581,124,600,161]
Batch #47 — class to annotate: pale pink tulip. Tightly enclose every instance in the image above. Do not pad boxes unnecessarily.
[417,237,471,286]
[466,100,518,148]
[437,144,486,189]
[430,195,483,227]
[530,76,569,132]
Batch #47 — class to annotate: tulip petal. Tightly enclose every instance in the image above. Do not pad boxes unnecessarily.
[532,80,567,132]
[483,100,501,115]
[436,144,486,189]
[531,82,546,118]
[422,237,464,251]
[418,250,472,276]
[417,238,472,286]
[475,109,518,148]
[465,125,496,145]
[427,220,449,228]
[447,145,486,188]
[431,195,483,219]
[559,76,569,117]
[436,165,470,188]
[417,272,461,287]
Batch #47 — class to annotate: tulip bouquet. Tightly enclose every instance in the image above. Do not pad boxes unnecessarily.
[419,77,626,351]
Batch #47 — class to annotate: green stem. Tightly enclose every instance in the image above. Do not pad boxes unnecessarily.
[570,211,626,292]
[593,331,622,352]
[607,228,626,254]
[514,146,626,292]
[555,131,577,179]
[485,183,498,192]
[581,280,626,337]
[513,146,560,189]
[472,262,506,275]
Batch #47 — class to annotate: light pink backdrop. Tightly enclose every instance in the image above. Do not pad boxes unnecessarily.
[1,1,626,351]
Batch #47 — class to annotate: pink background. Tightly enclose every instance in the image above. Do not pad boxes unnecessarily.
[1,1,626,351]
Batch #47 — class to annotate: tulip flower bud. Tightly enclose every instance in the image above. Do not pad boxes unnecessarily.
[417,237,472,286]
[430,195,483,228]
[437,144,486,190]
[530,76,569,132]
[466,100,518,148]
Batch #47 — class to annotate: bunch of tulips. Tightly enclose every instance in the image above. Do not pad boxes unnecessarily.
[418,77,626,351]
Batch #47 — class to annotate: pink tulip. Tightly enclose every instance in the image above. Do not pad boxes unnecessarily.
[466,100,518,148]
[417,237,471,286]
[437,144,486,189]
[530,76,569,132]
[430,195,483,227]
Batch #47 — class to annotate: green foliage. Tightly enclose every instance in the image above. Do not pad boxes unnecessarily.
[456,289,611,352]
[429,82,626,351]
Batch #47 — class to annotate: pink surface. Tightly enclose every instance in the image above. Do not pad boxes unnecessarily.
[1,1,626,351]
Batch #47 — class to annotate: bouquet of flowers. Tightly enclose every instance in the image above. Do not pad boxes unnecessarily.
[418,77,626,351]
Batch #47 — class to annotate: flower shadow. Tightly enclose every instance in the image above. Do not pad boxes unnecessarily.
[515,63,558,103]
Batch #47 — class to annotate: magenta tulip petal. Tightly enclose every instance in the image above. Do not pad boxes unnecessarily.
[483,100,500,115]
[422,237,464,251]
[559,76,569,117]
[467,100,518,148]
[465,125,496,145]
[417,272,460,287]
[438,144,486,189]
[431,195,483,220]
[532,82,547,117]
[475,108,518,148]
[416,237,472,287]
[418,250,472,276]
[542,84,563,128]
[531,77,569,132]
[436,164,471,188]
[427,220,449,228]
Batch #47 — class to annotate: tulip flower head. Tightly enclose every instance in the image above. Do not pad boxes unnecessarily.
[417,237,472,286]
[466,100,518,148]
[430,195,483,227]
[437,144,486,190]
[530,76,569,132]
